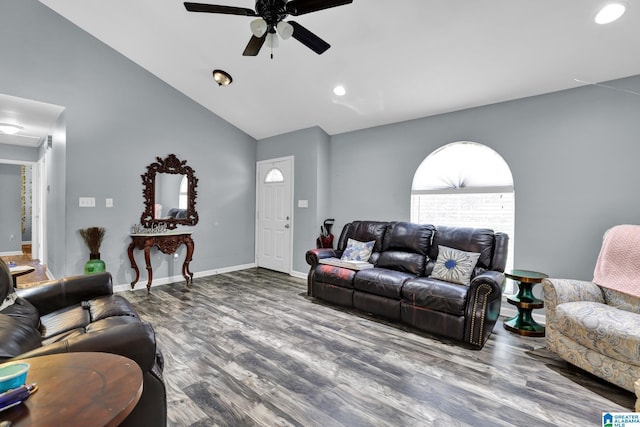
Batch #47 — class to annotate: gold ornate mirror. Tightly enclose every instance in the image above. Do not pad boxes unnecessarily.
[140,154,198,230]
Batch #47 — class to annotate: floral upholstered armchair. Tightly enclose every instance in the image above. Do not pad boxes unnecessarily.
[542,225,640,410]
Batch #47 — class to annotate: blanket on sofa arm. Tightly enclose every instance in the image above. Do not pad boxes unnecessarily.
[593,224,640,298]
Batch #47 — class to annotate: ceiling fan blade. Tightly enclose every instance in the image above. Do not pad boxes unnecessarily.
[289,21,330,54]
[286,0,353,16]
[243,34,267,56]
[183,2,256,16]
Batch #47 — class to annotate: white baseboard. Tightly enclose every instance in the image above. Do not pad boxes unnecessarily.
[113,262,257,293]
[283,272,538,323]
[290,270,307,280]
[113,266,538,326]
[0,251,23,256]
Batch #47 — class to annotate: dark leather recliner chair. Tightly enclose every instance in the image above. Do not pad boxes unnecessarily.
[0,259,166,426]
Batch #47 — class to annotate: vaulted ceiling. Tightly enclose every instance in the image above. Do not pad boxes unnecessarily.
[7,1,640,143]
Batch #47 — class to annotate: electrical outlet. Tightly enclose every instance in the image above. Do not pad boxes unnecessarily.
[79,197,95,207]
[9,234,14,241]
[106,198,113,208]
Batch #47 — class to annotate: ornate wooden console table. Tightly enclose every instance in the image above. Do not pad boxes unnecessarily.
[128,231,194,292]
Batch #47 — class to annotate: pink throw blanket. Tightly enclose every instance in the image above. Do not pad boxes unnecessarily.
[593,224,640,298]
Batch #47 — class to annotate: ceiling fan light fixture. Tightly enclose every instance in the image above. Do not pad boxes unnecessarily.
[276,21,294,40]
[0,123,23,135]
[266,32,279,48]
[595,2,627,24]
[212,69,233,86]
[250,18,268,37]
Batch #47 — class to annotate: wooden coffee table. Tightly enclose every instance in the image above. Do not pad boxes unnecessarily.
[9,266,36,287]
[0,352,143,426]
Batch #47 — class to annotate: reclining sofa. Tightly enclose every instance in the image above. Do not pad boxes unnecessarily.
[306,221,509,349]
[0,259,166,426]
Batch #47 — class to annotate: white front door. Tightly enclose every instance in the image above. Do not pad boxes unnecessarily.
[256,157,293,273]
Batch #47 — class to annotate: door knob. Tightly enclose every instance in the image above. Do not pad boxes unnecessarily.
[284,224,290,229]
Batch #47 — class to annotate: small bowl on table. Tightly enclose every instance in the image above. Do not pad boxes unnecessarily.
[0,362,30,394]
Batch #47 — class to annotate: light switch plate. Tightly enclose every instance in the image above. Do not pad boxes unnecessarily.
[79,197,95,207]
[298,200,309,208]
[106,198,113,208]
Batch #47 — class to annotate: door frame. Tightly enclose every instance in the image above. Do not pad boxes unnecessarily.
[0,158,45,262]
[34,155,47,264]
[255,156,294,274]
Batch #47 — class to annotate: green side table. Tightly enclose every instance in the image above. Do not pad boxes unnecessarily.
[503,269,548,337]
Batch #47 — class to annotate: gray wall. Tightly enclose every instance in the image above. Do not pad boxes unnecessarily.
[329,75,640,280]
[258,127,330,274]
[3,0,639,284]
[1,0,257,282]
[0,145,39,163]
[0,164,22,253]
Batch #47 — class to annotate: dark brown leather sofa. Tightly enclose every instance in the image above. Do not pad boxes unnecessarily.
[306,221,509,349]
[0,259,166,426]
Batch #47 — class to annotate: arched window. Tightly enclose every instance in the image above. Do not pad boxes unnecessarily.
[411,141,515,292]
[179,175,188,209]
[265,167,284,183]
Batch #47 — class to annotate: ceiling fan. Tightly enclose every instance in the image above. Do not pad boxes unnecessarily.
[183,0,353,56]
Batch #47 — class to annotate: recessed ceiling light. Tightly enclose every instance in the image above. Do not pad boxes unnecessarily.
[333,85,346,96]
[0,123,23,135]
[595,3,627,24]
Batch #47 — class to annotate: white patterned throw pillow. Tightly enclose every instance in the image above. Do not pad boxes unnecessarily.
[341,238,375,262]
[431,245,481,285]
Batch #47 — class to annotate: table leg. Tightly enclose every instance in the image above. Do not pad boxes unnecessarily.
[128,242,140,289]
[144,243,153,293]
[503,309,545,336]
[515,281,539,303]
[182,236,194,286]
[504,279,545,337]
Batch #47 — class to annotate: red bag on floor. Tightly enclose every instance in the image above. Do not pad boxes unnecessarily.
[317,235,334,249]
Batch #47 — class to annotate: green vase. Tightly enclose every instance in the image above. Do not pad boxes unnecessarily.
[84,253,106,274]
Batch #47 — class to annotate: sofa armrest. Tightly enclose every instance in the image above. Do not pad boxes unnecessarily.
[11,322,157,372]
[464,270,504,348]
[0,314,42,361]
[305,248,340,268]
[469,270,504,298]
[306,248,341,297]
[16,272,113,316]
[541,278,604,323]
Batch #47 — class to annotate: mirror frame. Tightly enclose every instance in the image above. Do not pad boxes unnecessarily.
[140,154,199,230]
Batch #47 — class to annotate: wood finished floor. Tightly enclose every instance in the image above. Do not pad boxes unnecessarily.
[1,244,49,287]
[124,268,635,427]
